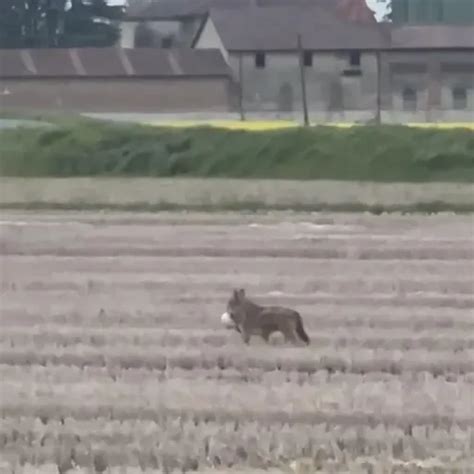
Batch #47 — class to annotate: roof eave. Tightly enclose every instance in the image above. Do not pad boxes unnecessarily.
[388,46,474,51]
[124,13,206,21]
[0,74,231,80]
[226,46,385,53]
[191,12,211,48]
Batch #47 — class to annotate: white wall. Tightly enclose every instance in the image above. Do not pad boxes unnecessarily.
[228,50,378,113]
[119,21,138,48]
[193,18,229,62]
[119,20,183,48]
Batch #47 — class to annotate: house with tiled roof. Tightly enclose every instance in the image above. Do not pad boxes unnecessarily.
[188,4,387,118]
[119,0,376,50]
[189,4,473,120]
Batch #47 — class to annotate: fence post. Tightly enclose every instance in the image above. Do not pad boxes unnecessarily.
[297,34,309,126]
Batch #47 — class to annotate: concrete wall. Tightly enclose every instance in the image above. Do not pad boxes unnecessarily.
[223,49,473,122]
[227,50,378,120]
[193,18,229,62]
[0,78,231,113]
[381,50,474,122]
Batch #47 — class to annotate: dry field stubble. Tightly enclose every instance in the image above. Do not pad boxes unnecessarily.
[0,211,473,473]
[1,178,474,212]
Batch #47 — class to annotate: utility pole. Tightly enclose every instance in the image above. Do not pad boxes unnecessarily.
[375,49,382,124]
[297,34,309,126]
[238,53,245,121]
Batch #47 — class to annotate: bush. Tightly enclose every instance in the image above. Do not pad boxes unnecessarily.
[1,119,473,182]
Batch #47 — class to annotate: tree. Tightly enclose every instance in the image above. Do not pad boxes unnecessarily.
[383,0,393,22]
[364,0,392,22]
[0,0,27,47]
[62,0,124,48]
[0,0,124,48]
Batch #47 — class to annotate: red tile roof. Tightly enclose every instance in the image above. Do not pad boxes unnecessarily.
[335,0,376,23]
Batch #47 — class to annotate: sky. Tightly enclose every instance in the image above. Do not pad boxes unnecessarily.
[365,0,391,21]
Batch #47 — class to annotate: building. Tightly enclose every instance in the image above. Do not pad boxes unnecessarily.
[191,5,474,121]
[2,2,472,121]
[192,5,387,120]
[0,47,233,113]
[383,25,474,121]
[120,0,376,50]
[391,0,474,25]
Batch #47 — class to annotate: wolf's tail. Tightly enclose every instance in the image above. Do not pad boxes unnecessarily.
[295,314,310,345]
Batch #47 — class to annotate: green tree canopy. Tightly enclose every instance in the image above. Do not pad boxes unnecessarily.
[0,0,124,48]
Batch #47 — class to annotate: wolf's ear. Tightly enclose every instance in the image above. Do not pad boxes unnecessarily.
[233,289,239,299]
[238,288,246,298]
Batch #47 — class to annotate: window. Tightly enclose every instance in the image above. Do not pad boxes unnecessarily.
[452,86,467,110]
[349,51,361,67]
[342,69,362,77]
[255,51,266,68]
[161,36,173,48]
[303,51,313,68]
[134,23,154,47]
[402,86,417,111]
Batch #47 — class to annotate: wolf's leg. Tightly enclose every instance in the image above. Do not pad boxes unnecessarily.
[261,327,272,343]
[283,322,299,345]
[292,329,302,345]
[283,327,298,345]
[241,330,251,344]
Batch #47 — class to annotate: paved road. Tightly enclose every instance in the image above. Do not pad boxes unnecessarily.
[0,118,53,130]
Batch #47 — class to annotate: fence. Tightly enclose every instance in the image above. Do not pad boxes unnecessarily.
[231,47,474,125]
[1,48,472,126]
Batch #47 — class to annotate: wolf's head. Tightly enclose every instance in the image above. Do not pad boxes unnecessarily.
[221,288,246,329]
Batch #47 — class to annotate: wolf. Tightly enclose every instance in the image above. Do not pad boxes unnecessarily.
[220,288,310,345]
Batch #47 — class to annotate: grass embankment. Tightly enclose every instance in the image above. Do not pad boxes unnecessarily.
[0,119,473,212]
[1,118,473,181]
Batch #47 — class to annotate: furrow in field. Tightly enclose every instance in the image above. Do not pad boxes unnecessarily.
[1,217,471,240]
[7,371,466,415]
[2,245,473,259]
[2,399,473,431]
[2,362,472,386]
[2,304,472,331]
[1,292,472,314]
[1,416,472,473]
[3,255,472,276]
[2,274,473,296]
[1,326,473,352]
[2,415,471,453]
[2,415,469,452]
[1,344,473,375]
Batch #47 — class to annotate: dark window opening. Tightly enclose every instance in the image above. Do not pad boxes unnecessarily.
[303,51,313,67]
[342,69,362,77]
[161,36,173,48]
[255,51,266,68]
[134,24,154,47]
[349,51,361,67]
[402,86,417,111]
[452,86,467,110]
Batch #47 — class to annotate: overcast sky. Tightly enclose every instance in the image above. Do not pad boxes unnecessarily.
[365,0,391,21]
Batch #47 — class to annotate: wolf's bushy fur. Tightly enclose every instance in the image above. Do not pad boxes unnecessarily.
[223,289,310,346]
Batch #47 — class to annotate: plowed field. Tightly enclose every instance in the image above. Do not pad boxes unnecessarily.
[0,211,473,473]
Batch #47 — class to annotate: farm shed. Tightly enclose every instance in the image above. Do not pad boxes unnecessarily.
[0,47,233,113]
